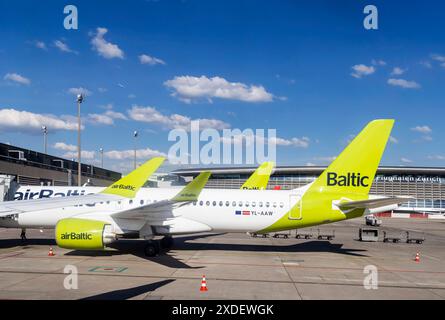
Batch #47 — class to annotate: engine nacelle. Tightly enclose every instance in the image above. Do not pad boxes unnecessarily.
[55,218,116,250]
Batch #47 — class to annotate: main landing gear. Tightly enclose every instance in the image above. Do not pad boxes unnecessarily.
[143,236,174,257]
[160,236,174,249]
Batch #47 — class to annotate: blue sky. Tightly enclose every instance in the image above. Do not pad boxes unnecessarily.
[0,0,444,173]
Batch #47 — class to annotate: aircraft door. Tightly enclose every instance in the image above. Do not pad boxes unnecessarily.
[288,194,303,220]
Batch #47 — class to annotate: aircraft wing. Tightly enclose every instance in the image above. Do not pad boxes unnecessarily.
[0,157,165,218]
[0,194,123,216]
[111,171,211,219]
[338,196,413,210]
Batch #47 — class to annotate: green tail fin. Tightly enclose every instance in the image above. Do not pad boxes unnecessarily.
[101,157,165,198]
[172,171,211,202]
[241,162,275,190]
[309,119,394,197]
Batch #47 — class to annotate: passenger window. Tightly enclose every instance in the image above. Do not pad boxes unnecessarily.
[106,201,110,204]
[219,201,223,206]
[245,201,249,207]
[239,201,243,207]
[252,202,256,207]
[213,201,217,206]
[273,202,277,208]
[232,201,236,207]
[140,200,144,205]
[259,202,263,207]
[225,201,230,206]
[279,202,284,208]
[199,201,204,206]
[206,201,210,206]
[193,201,197,206]
[265,202,270,207]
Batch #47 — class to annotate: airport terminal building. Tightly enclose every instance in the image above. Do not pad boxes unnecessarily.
[173,166,445,215]
[0,142,121,200]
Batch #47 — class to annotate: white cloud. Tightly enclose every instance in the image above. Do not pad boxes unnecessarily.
[53,142,77,152]
[104,148,166,160]
[351,64,375,78]
[35,41,47,50]
[90,27,124,59]
[420,60,432,69]
[428,155,445,161]
[313,156,337,162]
[128,105,230,131]
[221,134,310,148]
[389,136,399,144]
[390,67,405,76]
[54,40,76,54]
[431,54,445,62]
[87,110,128,125]
[128,94,136,99]
[0,108,78,133]
[411,125,432,134]
[387,78,420,89]
[164,75,274,103]
[63,150,96,160]
[139,54,166,65]
[98,87,108,93]
[68,87,92,96]
[371,59,387,66]
[269,136,310,148]
[4,73,31,85]
[401,157,413,163]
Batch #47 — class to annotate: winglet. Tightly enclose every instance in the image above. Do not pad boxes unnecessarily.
[241,161,275,190]
[101,157,165,198]
[172,171,211,202]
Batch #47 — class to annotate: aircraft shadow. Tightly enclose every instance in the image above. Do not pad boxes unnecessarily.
[0,238,56,249]
[65,233,223,269]
[168,239,368,257]
[80,279,174,300]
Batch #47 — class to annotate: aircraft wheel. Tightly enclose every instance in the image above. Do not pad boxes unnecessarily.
[144,242,158,257]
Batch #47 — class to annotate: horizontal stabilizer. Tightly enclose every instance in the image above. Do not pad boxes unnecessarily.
[338,196,413,210]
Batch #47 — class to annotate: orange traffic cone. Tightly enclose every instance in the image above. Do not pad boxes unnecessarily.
[48,247,55,256]
[200,275,208,292]
[414,252,420,262]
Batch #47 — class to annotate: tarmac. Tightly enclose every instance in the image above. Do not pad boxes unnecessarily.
[0,217,444,300]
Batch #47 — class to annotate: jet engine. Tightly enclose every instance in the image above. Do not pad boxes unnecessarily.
[55,218,117,250]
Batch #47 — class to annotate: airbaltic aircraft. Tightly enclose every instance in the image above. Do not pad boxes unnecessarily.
[13,161,275,202]
[0,120,410,256]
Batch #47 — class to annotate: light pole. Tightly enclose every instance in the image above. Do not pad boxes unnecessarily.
[41,125,48,154]
[133,130,138,169]
[99,148,104,168]
[76,94,84,187]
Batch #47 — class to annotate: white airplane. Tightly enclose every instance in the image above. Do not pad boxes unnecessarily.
[0,120,410,256]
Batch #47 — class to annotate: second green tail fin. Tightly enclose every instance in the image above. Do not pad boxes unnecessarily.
[241,162,275,190]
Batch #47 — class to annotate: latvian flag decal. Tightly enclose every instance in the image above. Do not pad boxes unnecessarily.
[235,210,251,216]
